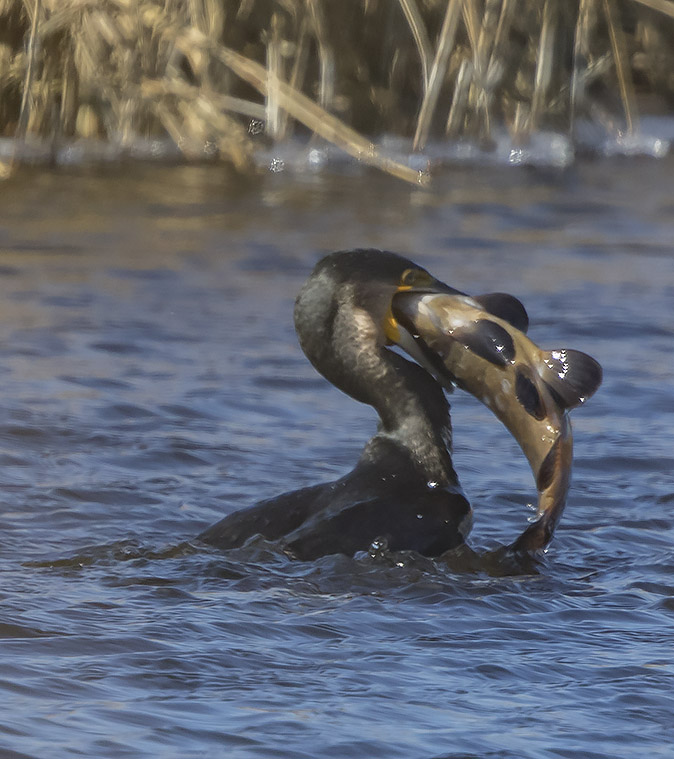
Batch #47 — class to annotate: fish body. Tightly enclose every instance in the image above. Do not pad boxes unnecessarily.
[393,291,602,552]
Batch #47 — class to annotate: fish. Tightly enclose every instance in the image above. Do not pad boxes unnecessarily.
[392,290,602,553]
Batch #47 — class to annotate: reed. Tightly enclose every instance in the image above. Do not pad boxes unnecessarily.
[1,0,672,181]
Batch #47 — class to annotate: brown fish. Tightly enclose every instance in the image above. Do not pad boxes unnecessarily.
[391,290,602,553]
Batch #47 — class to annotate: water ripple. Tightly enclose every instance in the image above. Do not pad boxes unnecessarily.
[1,161,673,759]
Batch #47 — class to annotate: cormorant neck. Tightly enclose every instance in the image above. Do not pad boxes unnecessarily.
[294,270,458,486]
[357,348,458,487]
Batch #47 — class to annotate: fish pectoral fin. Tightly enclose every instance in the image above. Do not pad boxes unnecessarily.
[451,319,515,367]
[472,293,529,333]
[539,349,603,409]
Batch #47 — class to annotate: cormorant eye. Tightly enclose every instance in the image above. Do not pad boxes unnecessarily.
[400,268,418,287]
[400,268,431,288]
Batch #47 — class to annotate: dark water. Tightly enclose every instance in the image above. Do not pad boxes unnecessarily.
[1,158,673,759]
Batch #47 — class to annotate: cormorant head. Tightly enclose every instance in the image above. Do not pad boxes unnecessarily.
[294,249,459,406]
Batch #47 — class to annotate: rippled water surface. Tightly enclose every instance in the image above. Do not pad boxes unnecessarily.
[1,157,673,759]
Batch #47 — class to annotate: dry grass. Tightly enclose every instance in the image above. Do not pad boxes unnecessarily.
[1,0,673,181]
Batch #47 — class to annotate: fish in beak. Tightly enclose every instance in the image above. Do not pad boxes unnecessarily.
[391,289,602,554]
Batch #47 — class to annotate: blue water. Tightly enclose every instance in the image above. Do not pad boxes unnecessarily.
[1,158,673,759]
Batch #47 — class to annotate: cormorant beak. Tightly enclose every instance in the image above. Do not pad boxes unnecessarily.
[385,279,461,392]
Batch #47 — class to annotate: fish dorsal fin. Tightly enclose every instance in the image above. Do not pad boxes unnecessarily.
[473,293,529,333]
[539,349,602,410]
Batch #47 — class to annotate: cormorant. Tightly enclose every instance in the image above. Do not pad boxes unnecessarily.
[198,249,473,560]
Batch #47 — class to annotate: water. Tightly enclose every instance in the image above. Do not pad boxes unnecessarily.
[1,156,673,759]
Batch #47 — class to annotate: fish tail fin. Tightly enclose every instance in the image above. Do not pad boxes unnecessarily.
[539,349,602,410]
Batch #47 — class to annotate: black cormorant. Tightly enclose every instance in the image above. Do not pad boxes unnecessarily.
[198,249,473,560]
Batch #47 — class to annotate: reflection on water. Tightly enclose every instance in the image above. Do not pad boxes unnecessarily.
[1,157,673,759]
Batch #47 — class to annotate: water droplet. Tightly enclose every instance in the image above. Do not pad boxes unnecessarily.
[248,119,265,135]
[416,513,423,519]
[427,480,439,490]
[368,536,388,558]
[269,157,285,173]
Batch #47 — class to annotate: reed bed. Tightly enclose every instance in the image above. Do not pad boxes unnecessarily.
[1,0,673,181]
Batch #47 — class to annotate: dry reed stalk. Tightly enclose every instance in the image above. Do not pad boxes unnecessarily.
[571,0,594,123]
[460,0,481,134]
[490,0,517,62]
[630,0,674,17]
[445,57,473,136]
[189,0,224,40]
[468,0,501,141]
[603,0,639,133]
[141,76,254,168]
[462,0,480,53]
[472,0,498,89]
[182,31,425,184]
[398,0,432,91]
[563,54,614,124]
[529,0,558,135]
[413,0,462,151]
[485,0,515,106]
[306,0,334,113]
[265,12,282,140]
[14,0,41,155]
[143,77,264,122]
[1,0,673,182]
[59,38,78,137]
[282,14,310,139]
